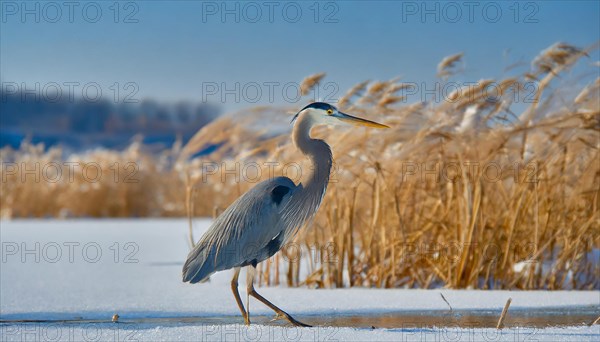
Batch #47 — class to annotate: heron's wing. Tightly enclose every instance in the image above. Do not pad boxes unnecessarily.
[182,177,296,283]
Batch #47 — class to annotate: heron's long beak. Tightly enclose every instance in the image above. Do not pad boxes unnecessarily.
[336,112,390,129]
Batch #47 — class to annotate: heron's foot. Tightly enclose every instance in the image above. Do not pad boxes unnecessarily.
[244,316,251,326]
[288,316,312,327]
[280,312,312,327]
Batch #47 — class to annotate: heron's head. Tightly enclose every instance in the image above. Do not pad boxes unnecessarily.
[292,102,389,129]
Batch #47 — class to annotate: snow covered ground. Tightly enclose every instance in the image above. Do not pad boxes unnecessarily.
[1,219,598,341]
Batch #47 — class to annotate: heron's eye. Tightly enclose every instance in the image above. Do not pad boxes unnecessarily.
[326,109,333,115]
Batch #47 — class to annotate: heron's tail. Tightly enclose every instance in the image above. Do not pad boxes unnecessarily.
[182,242,217,284]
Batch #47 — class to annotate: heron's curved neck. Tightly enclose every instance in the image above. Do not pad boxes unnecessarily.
[292,112,332,192]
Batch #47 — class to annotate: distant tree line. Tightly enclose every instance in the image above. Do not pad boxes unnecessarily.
[0,89,220,151]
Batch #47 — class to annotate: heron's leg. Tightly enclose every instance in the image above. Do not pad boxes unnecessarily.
[231,267,250,325]
[246,266,312,327]
[246,266,252,324]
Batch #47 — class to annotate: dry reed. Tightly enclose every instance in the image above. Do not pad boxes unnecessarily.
[496,298,512,329]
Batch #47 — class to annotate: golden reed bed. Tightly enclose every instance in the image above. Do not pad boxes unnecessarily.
[2,43,598,290]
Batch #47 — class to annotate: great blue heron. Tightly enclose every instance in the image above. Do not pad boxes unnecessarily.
[182,102,388,327]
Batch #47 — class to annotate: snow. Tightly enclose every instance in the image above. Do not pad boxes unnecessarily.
[2,324,598,342]
[1,219,599,341]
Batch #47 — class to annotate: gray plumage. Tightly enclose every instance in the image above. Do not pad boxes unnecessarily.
[182,106,332,284]
[183,177,297,283]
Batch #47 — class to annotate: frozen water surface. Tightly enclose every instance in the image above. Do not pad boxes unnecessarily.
[1,219,598,341]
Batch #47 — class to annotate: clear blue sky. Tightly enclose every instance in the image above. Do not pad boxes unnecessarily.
[2,1,599,111]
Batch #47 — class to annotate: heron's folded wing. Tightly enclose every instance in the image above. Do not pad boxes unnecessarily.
[182,177,295,283]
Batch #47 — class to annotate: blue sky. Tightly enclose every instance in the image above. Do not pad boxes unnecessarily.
[2,1,599,111]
